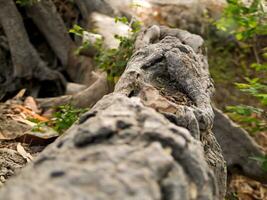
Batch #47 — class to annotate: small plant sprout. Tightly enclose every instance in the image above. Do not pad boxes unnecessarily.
[51,105,87,134]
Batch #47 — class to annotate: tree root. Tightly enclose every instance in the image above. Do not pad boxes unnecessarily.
[213,107,267,184]
[0,0,66,97]
[0,26,226,200]
[25,0,96,85]
[37,72,111,110]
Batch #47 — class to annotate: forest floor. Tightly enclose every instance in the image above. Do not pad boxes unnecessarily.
[0,45,266,200]
[0,1,266,199]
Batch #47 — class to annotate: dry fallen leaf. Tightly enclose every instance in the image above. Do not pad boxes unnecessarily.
[8,115,36,127]
[0,132,6,140]
[16,143,33,162]
[24,96,40,114]
[12,104,49,122]
[12,89,26,100]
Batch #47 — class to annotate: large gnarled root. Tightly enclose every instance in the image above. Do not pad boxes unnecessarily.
[26,0,72,67]
[117,25,214,137]
[0,26,226,200]
[0,94,219,200]
[116,25,226,198]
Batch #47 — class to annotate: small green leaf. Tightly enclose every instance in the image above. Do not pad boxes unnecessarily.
[69,24,84,37]
[114,16,129,25]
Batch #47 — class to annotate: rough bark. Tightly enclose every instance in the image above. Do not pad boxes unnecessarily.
[213,107,267,183]
[0,26,226,200]
[0,0,66,97]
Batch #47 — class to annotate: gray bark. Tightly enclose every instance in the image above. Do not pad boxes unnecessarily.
[26,0,72,67]
[37,72,111,110]
[0,0,66,97]
[213,107,267,183]
[25,0,95,85]
[0,26,226,200]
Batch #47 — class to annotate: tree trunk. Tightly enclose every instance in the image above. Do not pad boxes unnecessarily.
[0,26,226,200]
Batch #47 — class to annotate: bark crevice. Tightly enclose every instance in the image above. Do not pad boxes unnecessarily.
[0,26,226,200]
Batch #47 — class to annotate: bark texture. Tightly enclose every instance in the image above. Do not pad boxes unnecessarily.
[0,26,226,200]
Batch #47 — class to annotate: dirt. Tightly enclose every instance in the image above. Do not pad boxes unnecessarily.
[227,175,267,200]
[0,140,44,187]
[0,100,53,186]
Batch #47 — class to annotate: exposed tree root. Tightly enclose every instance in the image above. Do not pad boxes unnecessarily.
[26,0,96,85]
[26,0,72,67]
[213,107,267,184]
[66,82,87,95]
[0,0,66,97]
[0,26,226,200]
[37,72,111,110]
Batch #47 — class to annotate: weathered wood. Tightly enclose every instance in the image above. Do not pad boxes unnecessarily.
[0,26,226,200]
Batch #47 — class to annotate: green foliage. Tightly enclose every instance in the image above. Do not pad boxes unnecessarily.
[226,105,266,133]
[251,62,267,71]
[227,57,267,134]
[16,0,40,6]
[31,121,47,133]
[115,16,129,24]
[51,105,87,134]
[235,77,267,105]
[214,0,267,137]
[215,0,267,41]
[227,105,263,116]
[29,105,86,134]
[69,24,84,37]
[70,17,141,83]
[94,17,141,83]
[250,156,267,171]
[69,25,93,55]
